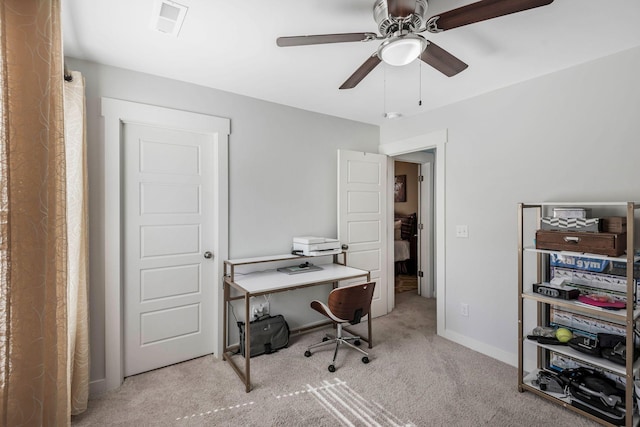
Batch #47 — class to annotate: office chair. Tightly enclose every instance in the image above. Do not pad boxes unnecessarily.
[304,282,375,372]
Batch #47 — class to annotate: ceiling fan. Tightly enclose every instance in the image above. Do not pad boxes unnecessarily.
[276,0,554,89]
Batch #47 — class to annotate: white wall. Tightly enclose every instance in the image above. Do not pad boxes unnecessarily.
[380,46,640,365]
[66,58,379,386]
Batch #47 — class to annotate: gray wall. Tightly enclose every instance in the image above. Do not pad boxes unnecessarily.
[66,58,379,385]
[380,46,640,363]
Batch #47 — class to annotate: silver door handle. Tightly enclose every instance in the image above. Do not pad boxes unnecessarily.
[204,251,213,259]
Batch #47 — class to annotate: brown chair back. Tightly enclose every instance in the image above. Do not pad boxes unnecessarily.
[327,282,375,325]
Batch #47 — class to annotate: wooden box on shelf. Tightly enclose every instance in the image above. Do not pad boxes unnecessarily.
[535,230,627,257]
[602,217,628,234]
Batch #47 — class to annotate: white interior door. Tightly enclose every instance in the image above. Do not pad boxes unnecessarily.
[123,123,215,376]
[337,150,388,318]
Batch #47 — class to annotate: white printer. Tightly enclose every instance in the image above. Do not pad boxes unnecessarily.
[292,236,341,256]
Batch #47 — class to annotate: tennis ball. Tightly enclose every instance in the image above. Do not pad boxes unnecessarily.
[556,328,573,343]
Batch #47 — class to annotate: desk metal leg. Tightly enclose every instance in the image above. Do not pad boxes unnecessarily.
[367,272,372,348]
[244,292,251,392]
[222,284,253,392]
[223,282,229,359]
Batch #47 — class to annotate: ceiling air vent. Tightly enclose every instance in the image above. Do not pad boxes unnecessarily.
[150,0,188,37]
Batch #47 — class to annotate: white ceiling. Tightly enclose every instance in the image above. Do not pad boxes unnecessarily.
[62,0,640,125]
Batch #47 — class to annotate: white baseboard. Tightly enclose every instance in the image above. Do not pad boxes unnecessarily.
[441,329,517,368]
[89,378,106,398]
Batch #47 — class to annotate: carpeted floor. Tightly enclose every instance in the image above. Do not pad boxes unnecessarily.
[72,292,598,426]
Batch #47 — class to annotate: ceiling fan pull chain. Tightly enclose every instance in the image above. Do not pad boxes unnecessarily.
[418,60,422,106]
[383,64,387,116]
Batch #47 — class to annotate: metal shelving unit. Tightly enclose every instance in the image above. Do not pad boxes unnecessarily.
[518,202,640,427]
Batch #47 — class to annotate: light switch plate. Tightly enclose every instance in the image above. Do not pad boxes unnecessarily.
[456,225,469,238]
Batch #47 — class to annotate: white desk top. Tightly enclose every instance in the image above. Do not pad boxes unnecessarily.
[229,263,369,294]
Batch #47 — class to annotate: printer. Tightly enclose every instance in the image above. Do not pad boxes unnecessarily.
[292,236,341,256]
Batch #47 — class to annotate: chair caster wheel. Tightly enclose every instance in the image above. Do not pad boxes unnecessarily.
[304,350,312,357]
[362,357,369,364]
[322,337,329,342]
[328,364,336,373]
[354,340,361,346]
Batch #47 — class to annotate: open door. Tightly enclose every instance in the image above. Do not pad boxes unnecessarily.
[337,150,388,318]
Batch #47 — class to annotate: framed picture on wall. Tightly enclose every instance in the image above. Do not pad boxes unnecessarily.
[394,175,406,202]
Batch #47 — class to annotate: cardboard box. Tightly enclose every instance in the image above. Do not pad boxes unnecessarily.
[549,254,610,273]
[551,267,639,296]
[550,307,627,337]
[609,260,640,278]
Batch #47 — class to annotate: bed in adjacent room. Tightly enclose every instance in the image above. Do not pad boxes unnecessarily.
[394,213,417,275]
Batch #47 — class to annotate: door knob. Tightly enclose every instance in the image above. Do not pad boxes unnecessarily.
[204,251,213,259]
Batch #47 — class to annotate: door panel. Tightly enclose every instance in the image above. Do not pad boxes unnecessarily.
[348,220,379,243]
[348,191,380,212]
[140,140,200,174]
[140,264,200,301]
[124,123,214,377]
[141,303,200,345]
[338,150,388,317]
[141,183,200,214]
[140,224,200,257]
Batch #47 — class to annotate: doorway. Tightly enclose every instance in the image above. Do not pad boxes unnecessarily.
[381,129,445,334]
[392,151,435,303]
[393,161,420,296]
[101,98,230,392]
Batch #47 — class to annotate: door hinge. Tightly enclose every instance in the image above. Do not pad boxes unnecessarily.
[418,175,424,182]
[418,271,424,277]
[418,223,424,230]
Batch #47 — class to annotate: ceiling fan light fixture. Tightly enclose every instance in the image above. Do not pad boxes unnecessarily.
[379,35,426,66]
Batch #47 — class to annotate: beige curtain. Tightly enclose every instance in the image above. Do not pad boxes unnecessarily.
[0,0,89,424]
[64,70,89,416]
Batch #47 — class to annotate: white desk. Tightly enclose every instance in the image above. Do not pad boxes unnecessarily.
[223,253,370,392]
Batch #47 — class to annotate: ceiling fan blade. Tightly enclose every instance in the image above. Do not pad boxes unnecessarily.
[426,0,553,32]
[339,54,382,90]
[387,0,416,18]
[277,32,377,47]
[420,41,468,77]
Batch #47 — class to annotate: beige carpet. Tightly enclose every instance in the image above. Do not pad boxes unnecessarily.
[72,293,597,426]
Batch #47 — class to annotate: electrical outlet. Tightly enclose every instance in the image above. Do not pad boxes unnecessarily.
[251,304,260,318]
[251,302,270,318]
[461,303,469,317]
[456,225,469,238]
[260,302,270,316]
